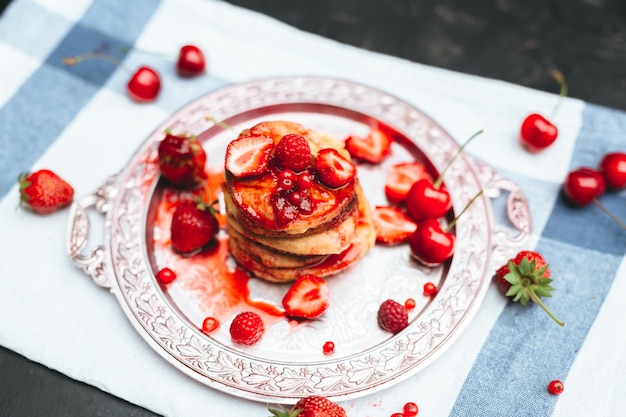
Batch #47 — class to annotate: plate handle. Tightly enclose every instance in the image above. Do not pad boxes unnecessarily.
[473,159,532,266]
[66,176,117,288]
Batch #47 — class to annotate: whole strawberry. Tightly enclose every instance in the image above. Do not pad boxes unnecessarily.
[18,169,74,214]
[269,395,347,417]
[170,200,218,253]
[377,299,409,334]
[494,250,563,326]
[158,133,207,188]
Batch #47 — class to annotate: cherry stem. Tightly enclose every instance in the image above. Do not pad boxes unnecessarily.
[434,129,484,189]
[445,189,484,232]
[62,52,132,73]
[549,69,568,119]
[527,286,565,326]
[118,45,172,60]
[593,198,626,231]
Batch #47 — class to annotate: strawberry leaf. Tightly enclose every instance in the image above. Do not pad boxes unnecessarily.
[502,258,564,326]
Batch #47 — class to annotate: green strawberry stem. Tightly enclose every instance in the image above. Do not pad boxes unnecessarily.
[527,285,565,326]
[593,198,626,231]
[434,129,483,189]
[445,189,484,232]
[549,69,568,119]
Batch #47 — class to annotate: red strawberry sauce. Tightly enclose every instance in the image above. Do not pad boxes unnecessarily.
[150,168,358,332]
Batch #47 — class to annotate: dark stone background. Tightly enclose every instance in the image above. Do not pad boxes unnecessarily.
[0,0,624,416]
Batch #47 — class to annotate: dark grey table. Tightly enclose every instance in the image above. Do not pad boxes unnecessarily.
[1,0,624,416]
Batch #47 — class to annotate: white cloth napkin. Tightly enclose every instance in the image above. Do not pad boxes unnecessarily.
[1,0,625,416]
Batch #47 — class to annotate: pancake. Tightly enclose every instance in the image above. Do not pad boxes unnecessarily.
[223,120,376,282]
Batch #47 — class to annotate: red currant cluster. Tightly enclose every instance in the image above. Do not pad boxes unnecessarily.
[389,401,419,417]
[64,44,206,102]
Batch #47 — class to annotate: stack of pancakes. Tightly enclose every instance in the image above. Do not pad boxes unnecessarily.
[223,121,376,282]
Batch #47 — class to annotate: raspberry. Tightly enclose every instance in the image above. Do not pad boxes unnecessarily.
[229,311,264,345]
[275,133,311,172]
[377,299,409,334]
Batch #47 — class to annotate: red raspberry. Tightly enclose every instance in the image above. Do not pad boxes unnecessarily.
[229,311,264,345]
[275,133,311,172]
[377,299,409,334]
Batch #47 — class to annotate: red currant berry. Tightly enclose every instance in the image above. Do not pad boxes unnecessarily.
[297,172,313,190]
[156,267,176,285]
[547,379,564,395]
[288,190,303,206]
[127,66,161,102]
[277,169,296,191]
[390,413,404,417]
[275,133,311,172]
[176,44,206,76]
[404,298,416,310]
[323,341,335,355]
[201,317,219,333]
[423,282,437,296]
[403,401,419,417]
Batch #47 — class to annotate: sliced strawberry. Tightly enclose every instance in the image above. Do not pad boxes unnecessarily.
[225,135,274,178]
[373,206,417,244]
[315,148,356,188]
[385,161,433,205]
[345,126,392,164]
[282,275,329,319]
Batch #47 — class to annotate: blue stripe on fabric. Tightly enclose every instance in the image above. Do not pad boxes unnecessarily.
[449,104,626,416]
[542,104,626,256]
[0,0,161,198]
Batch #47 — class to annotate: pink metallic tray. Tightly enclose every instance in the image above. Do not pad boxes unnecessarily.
[66,77,530,403]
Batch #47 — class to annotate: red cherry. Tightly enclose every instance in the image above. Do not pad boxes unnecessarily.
[409,219,456,266]
[519,70,567,153]
[322,341,335,355]
[547,379,564,395]
[177,44,206,76]
[155,267,176,285]
[403,401,419,417]
[519,113,558,152]
[562,167,605,206]
[127,66,161,102]
[599,152,626,189]
[406,179,452,222]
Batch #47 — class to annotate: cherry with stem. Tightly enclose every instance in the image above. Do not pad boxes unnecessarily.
[520,69,568,153]
[406,129,483,222]
[63,52,161,102]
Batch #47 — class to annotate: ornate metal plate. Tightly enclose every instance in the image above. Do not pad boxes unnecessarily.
[67,77,530,403]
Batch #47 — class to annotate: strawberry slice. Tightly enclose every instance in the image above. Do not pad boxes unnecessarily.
[282,275,329,319]
[373,206,417,244]
[225,135,274,178]
[345,126,392,164]
[315,148,356,188]
[385,161,433,205]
